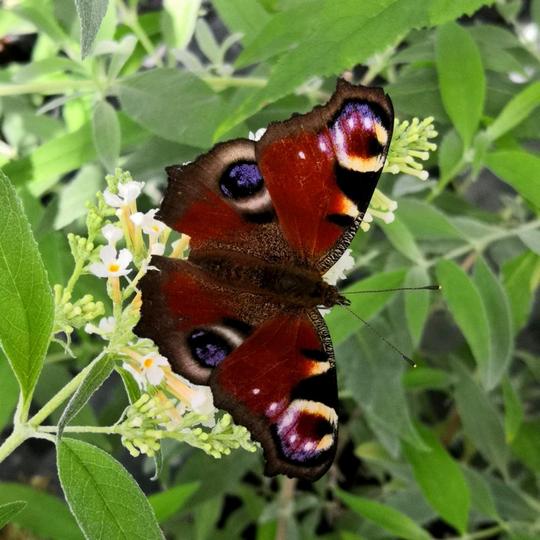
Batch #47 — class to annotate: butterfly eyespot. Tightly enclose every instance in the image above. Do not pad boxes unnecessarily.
[187,329,232,367]
[220,161,264,199]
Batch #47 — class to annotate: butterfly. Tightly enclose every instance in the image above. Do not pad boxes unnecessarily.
[135,79,394,481]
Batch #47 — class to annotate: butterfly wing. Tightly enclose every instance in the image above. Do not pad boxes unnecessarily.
[256,79,394,271]
[157,80,393,271]
[135,258,337,480]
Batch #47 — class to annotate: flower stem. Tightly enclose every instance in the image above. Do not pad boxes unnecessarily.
[0,79,95,97]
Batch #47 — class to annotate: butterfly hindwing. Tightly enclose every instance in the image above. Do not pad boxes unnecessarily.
[136,259,337,480]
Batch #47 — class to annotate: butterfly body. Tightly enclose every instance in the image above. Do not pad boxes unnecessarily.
[135,80,394,480]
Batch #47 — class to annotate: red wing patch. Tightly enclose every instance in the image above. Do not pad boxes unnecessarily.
[211,314,338,481]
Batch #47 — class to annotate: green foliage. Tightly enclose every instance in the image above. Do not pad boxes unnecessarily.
[57,438,163,539]
[0,1,539,539]
[0,170,53,413]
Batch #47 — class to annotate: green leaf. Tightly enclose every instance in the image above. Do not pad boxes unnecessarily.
[0,501,26,529]
[336,489,432,540]
[325,269,405,345]
[511,420,540,473]
[57,438,164,540]
[403,425,470,533]
[0,170,53,409]
[472,257,513,389]
[502,377,524,444]
[485,151,540,209]
[58,354,114,439]
[380,216,425,264]
[118,69,237,147]
[403,367,453,390]
[486,81,540,141]
[0,352,19,430]
[74,0,109,59]
[148,482,199,523]
[213,0,270,44]
[395,199,464,241]
[462,466,499,520]
[436,260,490,374]
[454,363,508,475]
[502,251,540,331]
[117,365,142,404]
[161,0,202,50]
[435,22,485,148]
[218,0,492,138]
[54,164,103,230]
[92,100,121,172]
[438,129,464,182]
[4,114,147,196]
[337,321,425,454]
[0,482,82,540]
[404,266,431,347]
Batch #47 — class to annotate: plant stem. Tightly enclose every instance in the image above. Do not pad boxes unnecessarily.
[275,477,297,540]
[37,425,120,434]
[28,353,105,428]
[0,429,29,464]
[447,524,506,540]
[0,79,95,96]
[425,219,540,268]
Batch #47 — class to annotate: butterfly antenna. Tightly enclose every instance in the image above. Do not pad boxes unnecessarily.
[341,306,416,368]
[342,284,441,295]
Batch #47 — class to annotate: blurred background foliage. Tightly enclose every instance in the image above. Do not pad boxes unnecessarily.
[0,0,539,539]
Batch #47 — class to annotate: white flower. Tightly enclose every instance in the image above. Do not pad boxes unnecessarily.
[138,352,169,385]
[323,248,355,285]
[150,242,165,255]
[122,362,145,388]
[103,181,144,208]
[101,224,123,246]
[190,386,216,427]
[248,128,266,141]
[130,208,166,237]
[89,245,133,278]
[85,316,116,338]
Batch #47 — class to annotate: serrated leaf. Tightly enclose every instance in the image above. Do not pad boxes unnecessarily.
[58,354,114,439]
[92,100,121,172]
[403,425,470,533]
[473,257,513,389]
[0,483,82,540]
[336,489,432,540]
[436,260,490,373]
[57,438,164,540]
[454,363,508,475]
[435,22,485,148]
[75,0,109,59]
[404,266,431,347]
[0,501,26,529]
[486,82,540,141]
[325,269,405,345]
[485,151,540,209]
[502,377,524,444]
[0,170,53,409]
[148,482,199,523]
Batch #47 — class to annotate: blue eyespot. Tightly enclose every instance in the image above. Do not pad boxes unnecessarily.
[220,161,264,199]
[187,329,231,367]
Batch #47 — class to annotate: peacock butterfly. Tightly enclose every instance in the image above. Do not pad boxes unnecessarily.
[135,79,394,481]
